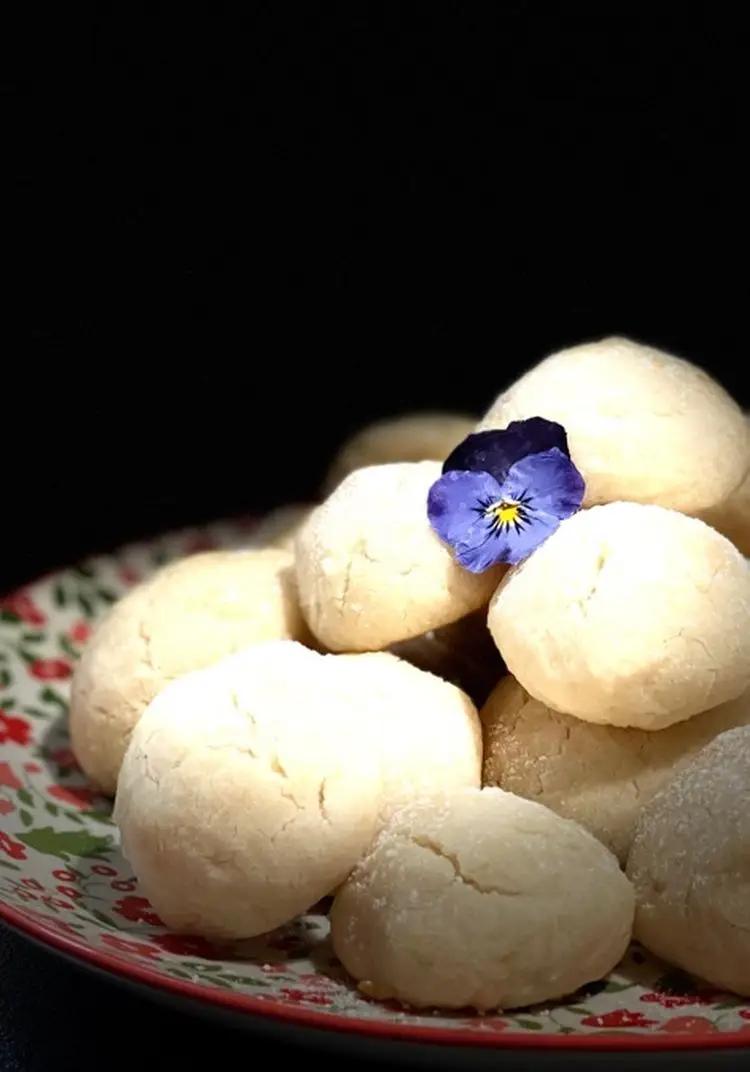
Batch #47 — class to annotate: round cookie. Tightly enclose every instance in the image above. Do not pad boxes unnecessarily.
[295,462,503,652]
[481,676,750,862]
[324,412,474,493]
[478,336,749,514]
[114,642,381,939]
[247,504,314,553]
[331,787,634,1010]
[700,422,750,555]
[389,610,506,706]
[70,549,307,794]
[488,502,750,730]
[336,652,482,816]
[627,726,750,997]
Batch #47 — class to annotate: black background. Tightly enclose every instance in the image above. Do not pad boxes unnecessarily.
[20,6,749,596]
[12,6,748,1069]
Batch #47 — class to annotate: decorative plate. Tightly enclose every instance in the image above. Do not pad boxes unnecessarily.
[1,519,749,1053]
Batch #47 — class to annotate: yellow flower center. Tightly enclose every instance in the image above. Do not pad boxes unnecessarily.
[487,499,522,526]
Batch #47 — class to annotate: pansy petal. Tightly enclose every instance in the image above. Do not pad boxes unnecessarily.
[503,447,585,521]
[471,509,561,566]
[443,418,570,480]
[453,525,515,572]
[427,469,503,547]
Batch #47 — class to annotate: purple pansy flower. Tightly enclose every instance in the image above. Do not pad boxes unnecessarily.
[428,419,585,572]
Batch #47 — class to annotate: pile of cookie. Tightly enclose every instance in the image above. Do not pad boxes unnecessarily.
[70,337,750,1010]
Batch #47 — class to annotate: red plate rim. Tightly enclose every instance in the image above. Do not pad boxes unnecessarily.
[2,900,748,1053]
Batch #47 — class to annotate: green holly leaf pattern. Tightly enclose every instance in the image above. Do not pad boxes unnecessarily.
[91,909,118,929]
[23,706,50,720]
[77,594,94,618]
[58,635,79,660]
[40,687,67,710]
[17,827,114,860]
[19,809,33,827]
[81,810,116,826]
[216,974,269,987]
